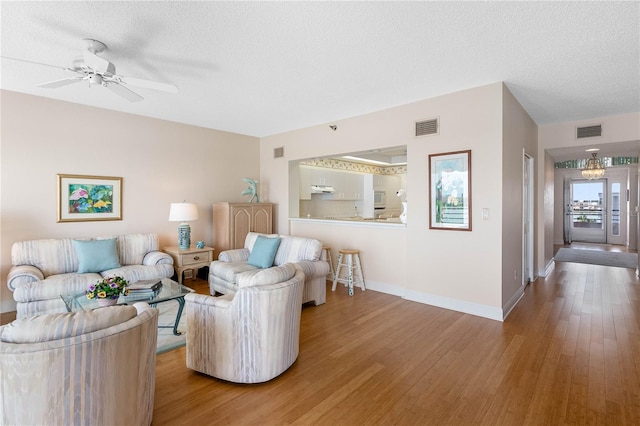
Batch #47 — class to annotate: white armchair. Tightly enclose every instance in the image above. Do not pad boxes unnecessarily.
[185,263,304,383]
[0,303,158,426]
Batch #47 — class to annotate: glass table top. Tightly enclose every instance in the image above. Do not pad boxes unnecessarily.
[61,277,194,312]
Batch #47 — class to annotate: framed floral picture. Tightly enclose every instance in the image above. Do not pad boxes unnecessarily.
[57,174,122,222]
[429,150,471,231]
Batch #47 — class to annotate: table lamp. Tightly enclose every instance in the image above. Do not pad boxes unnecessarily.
[169,202,199,249]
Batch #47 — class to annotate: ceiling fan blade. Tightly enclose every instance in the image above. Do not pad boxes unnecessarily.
[117,75,179,93]
[37,76,85,89]
[1,56,80,74]
[83,51,114,74]
[105,82,143,102]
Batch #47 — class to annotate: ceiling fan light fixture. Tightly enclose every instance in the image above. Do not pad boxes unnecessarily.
[581,152,605,180]
[88,73,103,86]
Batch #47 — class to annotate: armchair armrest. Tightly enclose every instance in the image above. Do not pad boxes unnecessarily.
[218,248,250,263]
[142,251,173,266]
[294,260,330,279]
[7,265,44,291]
[185,293,232,309]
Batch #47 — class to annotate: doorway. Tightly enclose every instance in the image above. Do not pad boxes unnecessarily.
[569,179,607,243]
[523,152,534,286]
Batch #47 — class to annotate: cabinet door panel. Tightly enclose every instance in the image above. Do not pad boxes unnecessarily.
[253,205,273,234]
[231,206,252,249]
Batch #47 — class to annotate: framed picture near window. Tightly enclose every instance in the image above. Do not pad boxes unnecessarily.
[429,150,471,231]
[57,174,122,222]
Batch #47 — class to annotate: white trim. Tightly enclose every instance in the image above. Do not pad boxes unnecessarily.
[502,287,525,320]
[360,280,404,297]
[403,289,503,322]
[539,259,555,277]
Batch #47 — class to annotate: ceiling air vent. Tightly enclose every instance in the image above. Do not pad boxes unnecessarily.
[415,118,439,137]
[273,147,284,158]
[576,124,602,139]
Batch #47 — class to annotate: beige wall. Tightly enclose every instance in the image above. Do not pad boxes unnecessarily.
[0,90,260,313]
[501,85,538,313]
[261,83,515,320]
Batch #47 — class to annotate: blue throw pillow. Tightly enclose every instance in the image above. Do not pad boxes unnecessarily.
[73,238,121,273]
[247,235,281,269]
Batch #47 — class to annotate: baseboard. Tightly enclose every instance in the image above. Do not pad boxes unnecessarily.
[361,280,405,297]
[539,259,555,277]
[502,287,525,320]
[403,289,503,322]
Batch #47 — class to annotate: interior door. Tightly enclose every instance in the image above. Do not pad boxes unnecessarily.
[569,179,607,243]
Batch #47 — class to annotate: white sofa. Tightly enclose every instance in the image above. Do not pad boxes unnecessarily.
[209,232,330,306]
[0,303,158,425]
[8,233,174,318]
[187,263,304,383]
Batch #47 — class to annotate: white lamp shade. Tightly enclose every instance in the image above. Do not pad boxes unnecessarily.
[169,203,199,222]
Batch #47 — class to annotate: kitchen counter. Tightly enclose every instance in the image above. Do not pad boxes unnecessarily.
[289,216,405,228]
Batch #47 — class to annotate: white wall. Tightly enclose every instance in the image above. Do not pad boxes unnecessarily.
[0,90,260,313]
[261,83,512,320]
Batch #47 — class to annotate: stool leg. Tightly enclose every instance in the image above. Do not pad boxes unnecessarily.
[327,250,335,281]
[355,253,365,291]
[348,254,354,297]
[332,253,343,291]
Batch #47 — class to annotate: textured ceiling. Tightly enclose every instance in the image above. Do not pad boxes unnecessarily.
[1,1,639,139]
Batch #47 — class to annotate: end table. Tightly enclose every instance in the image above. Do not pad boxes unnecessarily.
[163,246,214,284]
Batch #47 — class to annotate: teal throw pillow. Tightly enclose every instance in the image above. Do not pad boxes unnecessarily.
[247,235,281,269]
[73,238,121,273]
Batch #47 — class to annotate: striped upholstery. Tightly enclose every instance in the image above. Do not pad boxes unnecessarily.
[8,234,174,318]
[209,233,330,305]
[186,265,304,383]
[0,303,158,426]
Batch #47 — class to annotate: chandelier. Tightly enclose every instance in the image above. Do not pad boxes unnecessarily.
[581,152,605,180]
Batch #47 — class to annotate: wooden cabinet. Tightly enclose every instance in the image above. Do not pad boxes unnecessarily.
[212,202,274,259]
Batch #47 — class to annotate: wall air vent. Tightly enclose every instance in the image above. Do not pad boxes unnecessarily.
[576,124,602,139]
[415,117,439,137]
[273,147,284,158]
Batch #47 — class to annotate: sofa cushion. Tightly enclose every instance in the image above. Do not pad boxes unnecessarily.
[12,272,103,303]
[0,305,137,343]
[273,235,322,265]
[247,235,281,268]
[237,263,297,288]
[73,238,120,273]
[210,261,259,284]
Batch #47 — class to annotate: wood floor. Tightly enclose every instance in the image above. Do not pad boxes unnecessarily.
[153,259,640,425]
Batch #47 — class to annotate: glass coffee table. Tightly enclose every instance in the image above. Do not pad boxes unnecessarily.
[61,277,194,335]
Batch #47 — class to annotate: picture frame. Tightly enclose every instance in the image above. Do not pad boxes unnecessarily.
[429,150,471,231]
[57,174,122,222]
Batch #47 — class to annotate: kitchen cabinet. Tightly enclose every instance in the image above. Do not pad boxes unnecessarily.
[329,171,364,200]
[299,166,363,200]
[299,166,333,200]
[373,174,385,189]
[212,202,273,259]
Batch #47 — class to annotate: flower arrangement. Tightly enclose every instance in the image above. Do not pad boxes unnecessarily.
[86,276,129,300]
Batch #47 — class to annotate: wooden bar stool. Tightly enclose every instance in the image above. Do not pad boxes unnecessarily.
[321,246,335,281]
[332,249,365,296]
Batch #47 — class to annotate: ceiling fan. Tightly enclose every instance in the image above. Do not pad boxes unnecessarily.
[3,38,179,102]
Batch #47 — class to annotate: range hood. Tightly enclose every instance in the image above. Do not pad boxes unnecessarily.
[310,185,335,193]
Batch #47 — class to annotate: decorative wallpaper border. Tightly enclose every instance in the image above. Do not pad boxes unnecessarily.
[554,156,638,169]
[299,158,407,175]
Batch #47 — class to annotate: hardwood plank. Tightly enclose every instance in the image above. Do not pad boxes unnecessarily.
[148,260,640,425]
